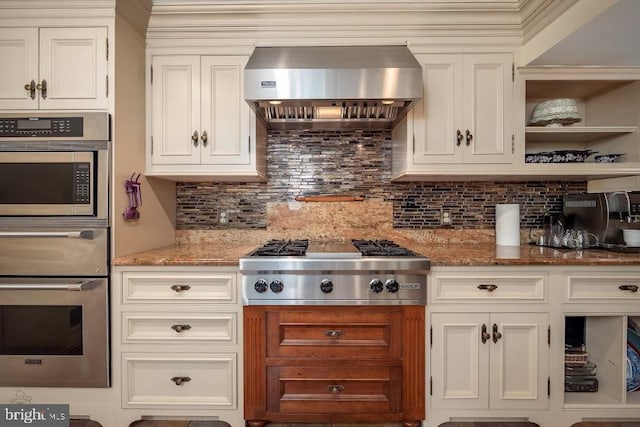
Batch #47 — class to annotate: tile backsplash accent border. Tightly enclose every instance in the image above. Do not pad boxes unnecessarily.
[176,129,587,230]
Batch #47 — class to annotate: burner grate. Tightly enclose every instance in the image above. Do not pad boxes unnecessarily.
[352,239,419,257]
[250,239,309,256]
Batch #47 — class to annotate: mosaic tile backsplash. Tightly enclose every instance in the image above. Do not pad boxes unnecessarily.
[176,129,587,230]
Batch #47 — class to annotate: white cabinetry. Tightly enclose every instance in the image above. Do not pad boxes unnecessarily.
[112,266,243,427]
[427,267,550,427]
[0,27,108,110]
[147,55,266,181]
[518,67,640,179]
[392,52,514,180]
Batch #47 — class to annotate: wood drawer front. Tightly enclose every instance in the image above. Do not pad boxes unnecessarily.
[266,366,401,415]
[122,353,236,408]
[122,313,236,344]
[266,308,402,358]
[432,274,546,303]
[122,271,236,304]
[565,275,640,301]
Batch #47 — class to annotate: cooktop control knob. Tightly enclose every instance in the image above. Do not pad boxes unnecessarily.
[320,279,333,293]
[369,279,384,293]
[385,279,399,293]
[254,279,268,293]
[269,279,284,293]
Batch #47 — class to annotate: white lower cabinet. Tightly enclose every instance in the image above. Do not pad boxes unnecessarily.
[431,312,549,411]
[112,266,243,427]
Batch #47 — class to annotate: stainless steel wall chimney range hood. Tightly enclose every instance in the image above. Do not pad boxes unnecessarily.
[244,46,423,130]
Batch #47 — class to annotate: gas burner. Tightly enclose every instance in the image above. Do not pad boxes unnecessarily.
[352,239,419,257]
[249,239,309,256]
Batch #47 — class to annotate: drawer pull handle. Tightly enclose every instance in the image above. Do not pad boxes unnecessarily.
[481,324,490,344]
[478,284,498,292]
[171,376,191,386]
[326,384,344,394]
[171,324,192,333]
[324,329,344,338]
[170,284,191,293]
[619,285,639,293]
[492,323,502,343]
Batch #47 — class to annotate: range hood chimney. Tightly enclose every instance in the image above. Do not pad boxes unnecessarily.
[244,46,423,130]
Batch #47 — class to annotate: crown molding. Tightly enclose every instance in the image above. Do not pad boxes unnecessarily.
[0,0,115,19]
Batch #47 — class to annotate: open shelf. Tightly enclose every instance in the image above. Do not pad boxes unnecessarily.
[525,126,637,144]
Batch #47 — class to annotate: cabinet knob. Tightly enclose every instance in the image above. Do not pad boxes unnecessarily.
[200,130,208,147]
[477,284,498,292]
[465,129,473,146]
[324,329,344,338]
[492,323,502,343]
[171,324,192,333]
[192,131,199,146]
[326,384,344,394]
[24,80,36,100]
[170,284,191,293]
[481,323,490,344]
[170,376,191,386]
[36,79,47,99]
[456,129,463,146]
[619,284,639,293]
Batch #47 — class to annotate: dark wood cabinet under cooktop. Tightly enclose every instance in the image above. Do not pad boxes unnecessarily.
[243,305,425,427]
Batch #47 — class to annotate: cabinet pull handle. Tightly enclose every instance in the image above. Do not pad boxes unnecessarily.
[324,329,344,338]
[36,79,47,99]
[481,324,490,344]
[170,284,191,293]
[465,129,473,146]
[24,80,36,99]
[191,130,199,146]
[456,129,463,146]
[171,324,192,333]
[619,284,639,293]
[492,323,502,343]
[478,284,498,292]
[200,130,208,147]
[326,384,344,394]
[171,376,191,386]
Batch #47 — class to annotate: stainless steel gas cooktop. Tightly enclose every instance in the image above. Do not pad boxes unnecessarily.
[240,239,430,306]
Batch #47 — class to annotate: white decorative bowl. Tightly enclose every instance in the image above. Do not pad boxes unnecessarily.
[528,98,582,127]
[623,229,640,247]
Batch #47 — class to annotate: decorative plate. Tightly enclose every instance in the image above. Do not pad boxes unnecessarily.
[595,153,625,163]
[627,344,640,392]
[528,98,582,127]
[525,150,598,163]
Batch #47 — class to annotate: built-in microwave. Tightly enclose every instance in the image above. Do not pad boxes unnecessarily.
[0,113,110,220]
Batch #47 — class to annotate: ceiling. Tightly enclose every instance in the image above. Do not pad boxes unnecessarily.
[528,0,640,66]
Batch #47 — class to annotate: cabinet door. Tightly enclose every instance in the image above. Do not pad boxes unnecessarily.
[489,312,548,410]
[431,313,489,410]
[412,54,463,164]
[0,28,38,110]
[462,53,514,164]
[150,55,201,165]
[39,27,108,110]
[200,56,251,166]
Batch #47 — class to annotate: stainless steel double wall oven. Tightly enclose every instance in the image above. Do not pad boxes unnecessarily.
[0,112,111,387]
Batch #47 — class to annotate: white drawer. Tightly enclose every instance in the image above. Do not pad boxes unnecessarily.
[122,353,236,408]
[122,271,236,304]
[122,312,236,344]
[565,274,640,302]
[431,274,546,303]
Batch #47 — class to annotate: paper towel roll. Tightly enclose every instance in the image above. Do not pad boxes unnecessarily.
[495,204,520,246]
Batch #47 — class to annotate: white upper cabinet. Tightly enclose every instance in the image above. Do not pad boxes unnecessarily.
[147,55,266,181]
[392,52,514,179]
[0,27,108,110]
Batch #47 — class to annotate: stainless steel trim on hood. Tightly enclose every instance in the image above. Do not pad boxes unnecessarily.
[244,46,423,130]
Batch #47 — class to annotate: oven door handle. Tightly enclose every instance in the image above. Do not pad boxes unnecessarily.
[0,280,98,291]
[0,231,94,239]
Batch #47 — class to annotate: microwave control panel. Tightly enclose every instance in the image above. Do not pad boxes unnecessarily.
[0,117,83,137]
[73,163,91,204]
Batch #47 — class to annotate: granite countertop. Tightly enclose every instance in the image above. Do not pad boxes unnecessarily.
[112,241,640,267]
